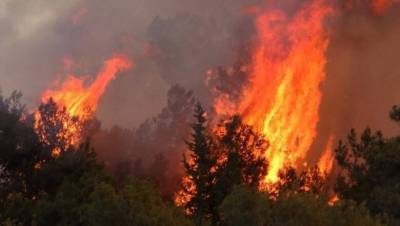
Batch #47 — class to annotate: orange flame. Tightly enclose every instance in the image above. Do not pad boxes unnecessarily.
[328,193,340,206]
[318,135,335,174]
[37,55,132,147]
[215,1,334,184]
[41,55,132,119]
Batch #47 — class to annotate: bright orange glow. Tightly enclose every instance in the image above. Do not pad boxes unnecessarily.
[371,0,394,14]
[174,175,195,212]
[318,135,335,174]
[328,194,340,206]
[233,1,333,184]
[41,55,132,119]
[37,55,132,147]
[212,1,334,185]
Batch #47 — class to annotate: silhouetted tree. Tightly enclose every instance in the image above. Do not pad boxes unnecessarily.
[212,115,267,223]
[220,185,383,226]
[335,106,400,225]
[0,91,47,224]
[36,98,83,153]
[275,166,327,197]
[0,92,194,225]
[126,85,196,199]
[181,103,216,225]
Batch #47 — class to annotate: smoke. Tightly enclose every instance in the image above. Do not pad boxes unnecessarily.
[310,3,400,163]
[2,0,400,187]
[0,0,261,128]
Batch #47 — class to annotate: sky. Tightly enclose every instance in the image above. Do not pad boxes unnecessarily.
[0,0,400,136]
[0,0,259,127]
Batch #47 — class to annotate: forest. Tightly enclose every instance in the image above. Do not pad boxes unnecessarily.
[1,0,400,226]
[0,90,399,226]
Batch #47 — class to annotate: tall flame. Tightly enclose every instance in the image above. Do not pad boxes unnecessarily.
[41,55,132,119]
[318,134,335,174]
[37,55,132,148]
[216,1,334,184]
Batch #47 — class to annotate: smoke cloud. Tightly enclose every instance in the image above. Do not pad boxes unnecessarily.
[310,4,400,163]
[0,0,260,128]
[1,0,400,168]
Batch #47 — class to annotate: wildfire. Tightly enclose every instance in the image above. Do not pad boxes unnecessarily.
[212,1,334,185]
[318,135,336,174]
[237,1,333,184]
[36,55,132,147]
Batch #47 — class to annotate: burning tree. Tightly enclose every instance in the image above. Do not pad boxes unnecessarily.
[210,0,335,185]
[179,103,216,225]
[212,115,267,223]
[35,55,132,154]
[178,104,268,225]
[35,98,85,154]
[273,166,328,197]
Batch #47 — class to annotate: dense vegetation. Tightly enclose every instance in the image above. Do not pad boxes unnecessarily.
[0,92,399,226]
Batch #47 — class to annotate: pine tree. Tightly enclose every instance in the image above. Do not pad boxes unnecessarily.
[212,115,267,224]
[181,103,216,225]
[334,105,400,225]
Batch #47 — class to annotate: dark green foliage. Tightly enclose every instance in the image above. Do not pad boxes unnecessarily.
[1,90,398,226]
[121,179,193,226]
[0,92,193,226]
[219,186,271,226]
[212,115,267,223]
[220,186,383,226]
[0,92,48,200]
[182,103,216,225]
[0,142,111,225]
[180,106,267,225]
[36,141,103,196]
[335,108,400,225]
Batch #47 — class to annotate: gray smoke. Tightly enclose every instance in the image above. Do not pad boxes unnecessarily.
[1,0,400,161]
[0,0,260,128]
[310,5,400,164]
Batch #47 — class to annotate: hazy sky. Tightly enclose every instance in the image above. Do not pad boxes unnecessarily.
[0,0,399,135]
[0,0,259,128]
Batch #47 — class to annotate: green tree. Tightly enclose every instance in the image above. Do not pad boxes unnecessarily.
[0,93,193,225]
[219,185,271,226]
[220,186,383,226]
[181,103,216,225]
[335,106,400,225]
[0,92,49,220]
[212,115,267,223]
[80,182,128,226]
[123,179,193,226]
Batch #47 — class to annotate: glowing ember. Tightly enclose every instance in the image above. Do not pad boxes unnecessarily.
[37,55,132,147]
[328,194,340,206]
